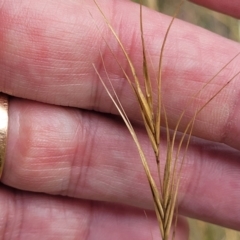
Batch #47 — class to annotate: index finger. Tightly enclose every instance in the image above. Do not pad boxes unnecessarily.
[0,0,240,149]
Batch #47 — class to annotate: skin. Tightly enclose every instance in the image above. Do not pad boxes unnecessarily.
[0,0,240,239]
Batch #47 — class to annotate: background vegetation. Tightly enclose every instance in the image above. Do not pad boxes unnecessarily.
[132,0,240,239]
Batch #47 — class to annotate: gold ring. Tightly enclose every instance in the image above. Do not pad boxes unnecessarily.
[0,93,8,179]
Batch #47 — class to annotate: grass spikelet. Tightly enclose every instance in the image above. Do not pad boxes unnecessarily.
[92,0,240,239]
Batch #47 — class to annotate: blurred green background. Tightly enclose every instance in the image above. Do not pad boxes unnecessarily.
[133,0,239,41]
[132,0,240,239]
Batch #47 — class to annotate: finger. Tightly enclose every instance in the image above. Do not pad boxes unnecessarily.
[1,0,240,149]
[0,186,189,240]
[3,98,240,230]
[190,0,240,18]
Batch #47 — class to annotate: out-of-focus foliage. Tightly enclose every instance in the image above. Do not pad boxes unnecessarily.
[132,0,240,239]
[188,219,240,240]
[133,0,240,41]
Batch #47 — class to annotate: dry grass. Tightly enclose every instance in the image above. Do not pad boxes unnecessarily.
[140,1,240,239]
[141,2,240,239]
[93,0,240,239]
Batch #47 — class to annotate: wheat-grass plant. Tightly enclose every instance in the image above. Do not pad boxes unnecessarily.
[92,0,240,239]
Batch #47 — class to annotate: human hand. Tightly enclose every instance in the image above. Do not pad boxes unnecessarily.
[0,0,240,239]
